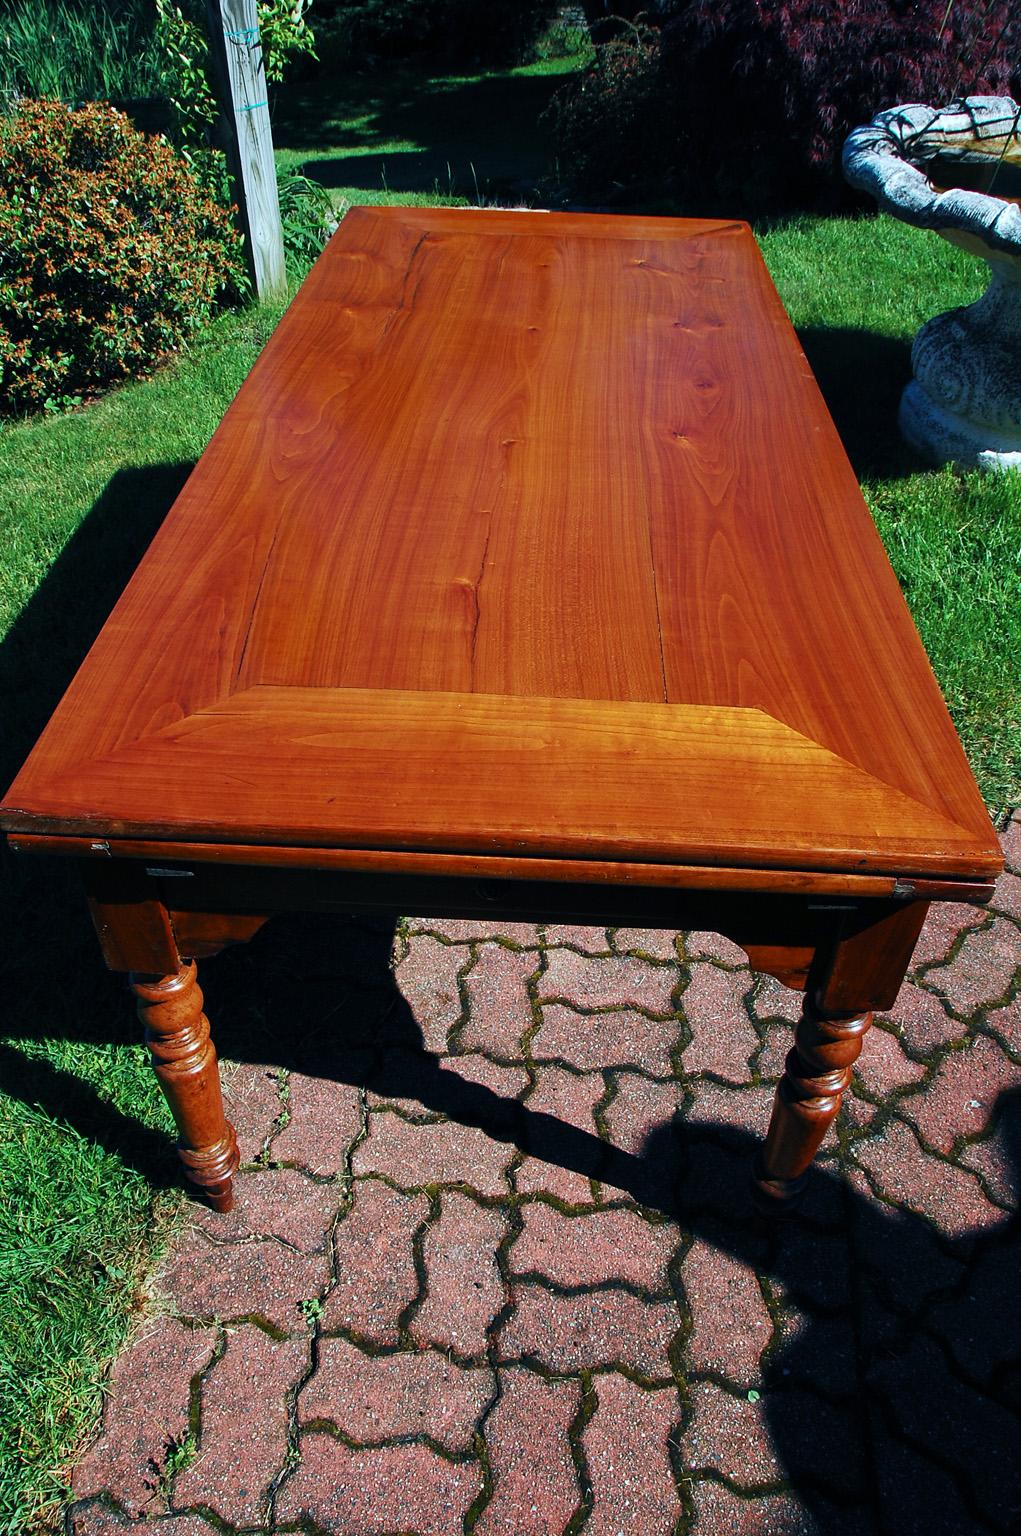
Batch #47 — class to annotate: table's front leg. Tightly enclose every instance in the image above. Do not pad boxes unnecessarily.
[131,963,238,1212]
[754,1000,872,1205]
[81,860,240,1212]
[753,899,930,1209]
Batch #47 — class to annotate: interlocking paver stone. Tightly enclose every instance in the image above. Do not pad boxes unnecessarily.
[69,1510,221,1536]
[900,1033,1021,1151]
[544,923,611,952]
[540,948,677,1013]
[756,1020,795,1080]
[772,1308,857,1388]
[868,1335,1021,1527]
[410,1191,508,1355]
[770,1226,853,1311]
[299,1335,493,1449]
[583,1373,680,1536]
[959,1125,1017,1206]
[613,926,680,961]
[853,1120,1004,1236]
[990,869,1021,920]
[681,963,757,1081]
[846,1171,965,1307]
[511,1203,678,1291]
[394,933,467,1050]
[353,1106,515,1194]
[599,1072,684,1204]
[498,1285,678,1375]
[277,1434,483,1536]
[534,1001,679,1075]
[191,1167,339,1252]
[690,1481,829,1534]
[923,915,1020,1013]
[155,1229,330,1333]
[268,1071,363,1174]
[222,1062,283,1162]
[682,1238,773,1387]
[69,874,1021,1536]
[367,1048,528,1121]
[323,1179,429,1341]
[476,1369,582,1536]
[602,1071,684,1155]
[686,930,748,965]
[681,1380,781,1486]
[852,1025,926,1108]
[884,981,962,1054]
[72,1316,217,1516]
[413,917,541,945]
[686,1079,775,1137]
[459,943,537,1056]
[929,1243,1021,1381]
[986,992,1021,1053]
[911,902,987,968]
[173,1324,307,1526]
[516,1066,603,1202]
[685,1380,868,1502]
[872,1430,985,1536]
[1001,810,1021,871]
[750,973,803,1023]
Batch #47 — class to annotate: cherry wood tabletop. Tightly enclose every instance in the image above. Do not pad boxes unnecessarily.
[0,206,1001,893]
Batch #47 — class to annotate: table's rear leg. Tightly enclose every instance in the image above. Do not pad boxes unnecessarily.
[81,860,239,1212]
[131,963,239,1212]
[753,899,929,1210]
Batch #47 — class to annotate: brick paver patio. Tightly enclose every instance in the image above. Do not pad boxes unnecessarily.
[68,814,1021,1535]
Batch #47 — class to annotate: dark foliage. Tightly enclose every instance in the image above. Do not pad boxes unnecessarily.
[313,0,561,69]
[551,1,1021,207]
[547,22,667,195]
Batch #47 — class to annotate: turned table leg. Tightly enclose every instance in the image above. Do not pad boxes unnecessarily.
[751,898,929,1210]
[131,962,239,1212]
[753,998,871,1208]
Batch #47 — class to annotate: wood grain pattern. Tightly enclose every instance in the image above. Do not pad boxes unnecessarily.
[0,207,1001,891]
[2,687,997,878]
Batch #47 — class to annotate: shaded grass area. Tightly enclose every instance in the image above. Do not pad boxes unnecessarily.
[1,55,1019,1529]
[272,56,580,211]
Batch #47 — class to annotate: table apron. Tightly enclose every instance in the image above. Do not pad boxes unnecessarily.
[73,855,935,1011]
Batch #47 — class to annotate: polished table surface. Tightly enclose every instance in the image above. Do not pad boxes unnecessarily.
[1,206,1003,1209]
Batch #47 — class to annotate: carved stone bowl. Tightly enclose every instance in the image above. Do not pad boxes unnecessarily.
[843,97,1021,470]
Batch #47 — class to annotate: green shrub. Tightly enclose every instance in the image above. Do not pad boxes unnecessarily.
[0,98,245,416]
[532,8,594,63]
[277,167,335,277]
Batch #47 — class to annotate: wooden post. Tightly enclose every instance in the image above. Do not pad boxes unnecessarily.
[205,0,287,301]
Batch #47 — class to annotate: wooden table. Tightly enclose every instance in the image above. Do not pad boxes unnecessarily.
[2,207,1003,1213]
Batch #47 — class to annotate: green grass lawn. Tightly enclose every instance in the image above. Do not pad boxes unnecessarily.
[2,51,1019,1534]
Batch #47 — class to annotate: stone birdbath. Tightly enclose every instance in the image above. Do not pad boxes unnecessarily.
[843,96,1021,470]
